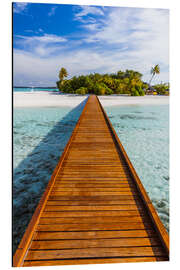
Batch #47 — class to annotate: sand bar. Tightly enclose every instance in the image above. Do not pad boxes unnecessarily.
[14,92,169,108]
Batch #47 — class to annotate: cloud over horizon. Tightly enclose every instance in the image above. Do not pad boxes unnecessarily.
[13,4,169,86]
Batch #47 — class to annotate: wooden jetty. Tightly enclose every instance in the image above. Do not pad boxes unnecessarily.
[13,95,169,267]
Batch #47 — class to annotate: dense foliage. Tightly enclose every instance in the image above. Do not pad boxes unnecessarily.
[56,69,148,95]
[153,83,169,95]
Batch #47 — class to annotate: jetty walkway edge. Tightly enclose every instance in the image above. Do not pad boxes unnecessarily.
[13,95,169,267]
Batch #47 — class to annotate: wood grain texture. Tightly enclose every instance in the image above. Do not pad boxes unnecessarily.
[13,95,169,267]
[23,257,168,267]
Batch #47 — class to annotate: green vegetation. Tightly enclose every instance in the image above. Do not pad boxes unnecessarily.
[57,69,148,96]
[153,83,169,95]
[57,67,68,88]
[56,66,169,95]
[149,64,160,86]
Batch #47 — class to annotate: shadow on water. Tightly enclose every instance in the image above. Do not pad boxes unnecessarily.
[13,98,88,254]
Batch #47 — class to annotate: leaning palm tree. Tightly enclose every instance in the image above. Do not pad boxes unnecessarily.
[59,67,68,85]
[149,64,160,86]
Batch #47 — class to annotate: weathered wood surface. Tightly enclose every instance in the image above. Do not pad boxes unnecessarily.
[13,95,169,267]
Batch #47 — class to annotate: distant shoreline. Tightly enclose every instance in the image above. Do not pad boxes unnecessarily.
[13,92,169,108]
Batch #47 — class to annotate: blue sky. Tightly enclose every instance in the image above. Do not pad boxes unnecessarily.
[13,2,169,86]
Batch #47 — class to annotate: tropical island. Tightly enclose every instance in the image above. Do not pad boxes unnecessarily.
[56,65,169,96]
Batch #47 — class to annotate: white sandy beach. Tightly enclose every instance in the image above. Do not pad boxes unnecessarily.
[14,91,169,108]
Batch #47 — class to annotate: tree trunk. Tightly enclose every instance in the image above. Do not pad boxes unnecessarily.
[149,74,154,86]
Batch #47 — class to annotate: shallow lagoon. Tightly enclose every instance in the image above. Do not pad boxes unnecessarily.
[13,102,169,253]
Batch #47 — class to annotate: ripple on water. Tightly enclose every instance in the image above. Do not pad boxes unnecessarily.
[118,114,157,120]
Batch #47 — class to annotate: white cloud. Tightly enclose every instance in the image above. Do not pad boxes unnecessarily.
[13,3,29,14]
[75,5,104,18]
[81,7,169,82]
[15,34,67,44]
[13,42,169,86]
[24,28,44,34]
[83,23,100,31]
[48,6,57,17]
[13,7,169,86]
[14,34,67,57]
[74,5,104,23]
[83,8,168,47]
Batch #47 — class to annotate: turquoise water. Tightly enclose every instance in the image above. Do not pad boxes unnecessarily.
[13,102,169,253]
[105,105,169,230]
[13,87,59,92]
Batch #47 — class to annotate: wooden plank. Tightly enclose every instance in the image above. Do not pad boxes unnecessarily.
[54,182,132,185]
[46,200,138,206]
[36,222,154,232]
[34,229,157,240]
[72,138,113,142]
[44,205,142,211]
[39,216,148,224]
[63,159,122,163]
[52,188,134,192]
[48,195,137,201]
[61,167,129,171]
[30,237,161,250]
[60,172,131,179]
[54,182,132,186]
[25,246,166,260]
[55,178,132,182]
[41,210,143,218]
[61,164,128,168]
[23,257,168,267]
[53,183,133,188]
[49,191,135,196]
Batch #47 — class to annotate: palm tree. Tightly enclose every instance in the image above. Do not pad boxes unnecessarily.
[59,67,68,85]
[149,64,160,86]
